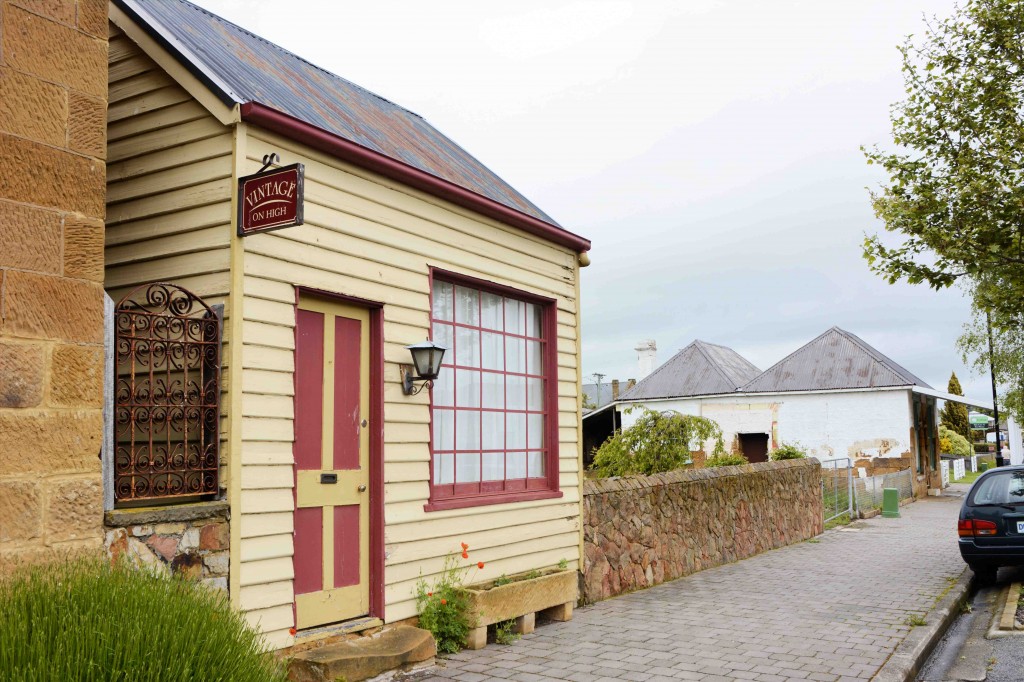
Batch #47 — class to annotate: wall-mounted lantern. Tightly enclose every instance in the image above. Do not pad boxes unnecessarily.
[400,340,447,395]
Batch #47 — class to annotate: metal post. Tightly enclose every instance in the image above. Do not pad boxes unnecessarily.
[102,293,114,511]
[987,311,1004,467]
[847,458,854,519]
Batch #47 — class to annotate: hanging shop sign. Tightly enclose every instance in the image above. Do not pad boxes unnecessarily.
[237,159,304,236]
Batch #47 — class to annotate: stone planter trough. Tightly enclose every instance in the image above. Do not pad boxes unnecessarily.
[460,568,577,649]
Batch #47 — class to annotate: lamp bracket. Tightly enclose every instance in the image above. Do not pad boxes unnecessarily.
[400,364,434,396]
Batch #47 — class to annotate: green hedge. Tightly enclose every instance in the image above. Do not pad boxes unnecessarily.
[0,558,287,682]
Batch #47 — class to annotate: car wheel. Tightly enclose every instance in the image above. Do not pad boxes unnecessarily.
[971,565,998,585]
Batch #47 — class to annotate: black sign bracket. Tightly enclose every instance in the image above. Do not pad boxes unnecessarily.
[258,152,280,174]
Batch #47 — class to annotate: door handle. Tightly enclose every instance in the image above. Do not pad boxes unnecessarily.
[357,484,367,493]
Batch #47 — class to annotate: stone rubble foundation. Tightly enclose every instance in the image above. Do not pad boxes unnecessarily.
[103,501,229,590]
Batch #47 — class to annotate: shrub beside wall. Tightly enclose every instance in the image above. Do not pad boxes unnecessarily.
[583,459,823,603]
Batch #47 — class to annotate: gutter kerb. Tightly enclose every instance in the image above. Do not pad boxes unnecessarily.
[872,569,971,682]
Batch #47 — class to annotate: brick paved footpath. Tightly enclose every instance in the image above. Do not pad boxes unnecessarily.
[410,492,966,682]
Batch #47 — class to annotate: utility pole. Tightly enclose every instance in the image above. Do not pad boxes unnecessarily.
[987,311,1004,467]
[591,373,606,406]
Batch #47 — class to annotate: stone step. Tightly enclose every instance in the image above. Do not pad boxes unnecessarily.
[288,625,435,682]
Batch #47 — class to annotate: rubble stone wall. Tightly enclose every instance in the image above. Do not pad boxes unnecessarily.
[104,502,229,590]
[0,0,109,569]
[583,459,822,603]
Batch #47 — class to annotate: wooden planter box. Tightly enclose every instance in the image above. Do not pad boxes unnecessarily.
[461,569,577,649]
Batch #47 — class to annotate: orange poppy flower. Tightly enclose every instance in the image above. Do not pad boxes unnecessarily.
[461,542,469,551]
[427,592,433,597]
[289,627,297,636]
[440,598,447,605]
[477,561,485,569]
[461,551,469,559]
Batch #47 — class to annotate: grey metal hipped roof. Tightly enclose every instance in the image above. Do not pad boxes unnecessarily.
[619,341,761,401]
[116,0,562,228]
[740,327,933,393]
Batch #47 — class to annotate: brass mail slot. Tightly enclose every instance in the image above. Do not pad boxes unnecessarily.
[320,473,338,484]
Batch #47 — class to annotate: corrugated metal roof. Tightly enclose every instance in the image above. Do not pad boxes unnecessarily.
[619,341,761,401]
[582,383,614,410]
[740,327,933,393]
[119,0,559,226]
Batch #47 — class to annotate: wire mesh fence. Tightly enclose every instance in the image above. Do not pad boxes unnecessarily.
[822,458,853,524]
[852,467,914,515]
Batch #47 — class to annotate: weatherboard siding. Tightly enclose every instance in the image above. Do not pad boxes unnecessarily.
[104,26,236,491]
[105,27,233,301]
[236,126,583,631]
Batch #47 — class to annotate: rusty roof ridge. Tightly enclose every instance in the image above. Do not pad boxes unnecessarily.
[161,0,417,117]
[692,340,743,392]
[414,120,561,226]
[830,326,931,388]
[696,340,761,389]
[239,102,591,252]
[740,326,932,392]
[114,0,245,105]
[617,342,697,401]
[738,328,835,392]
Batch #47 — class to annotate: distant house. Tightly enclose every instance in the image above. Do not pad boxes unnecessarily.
[581,341,657,461]
[586,328,986,497]
[605,339,765,464]
[582,380,633,413]
[581,379,634,463]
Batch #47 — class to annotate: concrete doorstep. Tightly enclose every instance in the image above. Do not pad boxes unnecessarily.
[872,570,972,682]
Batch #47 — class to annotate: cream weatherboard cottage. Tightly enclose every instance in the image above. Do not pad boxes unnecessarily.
[104,0,590,648]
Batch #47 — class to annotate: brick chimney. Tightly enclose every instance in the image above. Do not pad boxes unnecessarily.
[635,340,657,378]
[611,379,620,400]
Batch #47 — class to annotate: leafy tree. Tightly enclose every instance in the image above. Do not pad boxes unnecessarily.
[958,302,1024,422]
[863,0,1024,297]
[940,372,972,441]
[590,408,726,477]
[863,0,1024,422]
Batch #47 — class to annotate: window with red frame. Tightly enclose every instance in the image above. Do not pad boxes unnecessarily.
[430,279,554,501]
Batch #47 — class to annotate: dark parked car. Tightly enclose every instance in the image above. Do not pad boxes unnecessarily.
[958,464,1024,583]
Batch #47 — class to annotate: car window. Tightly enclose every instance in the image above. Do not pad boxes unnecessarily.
[970,471,1024,506]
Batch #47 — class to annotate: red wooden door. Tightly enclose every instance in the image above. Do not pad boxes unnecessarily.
[293,297,370,629]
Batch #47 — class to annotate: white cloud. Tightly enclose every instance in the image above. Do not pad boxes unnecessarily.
[193,0,987,401]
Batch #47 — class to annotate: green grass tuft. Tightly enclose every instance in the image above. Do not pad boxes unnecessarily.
[956,468,985,485]
[0,557,287,682]
[824,513,853,530]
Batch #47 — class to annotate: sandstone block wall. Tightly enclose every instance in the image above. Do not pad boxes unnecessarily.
[583,459,823,603]
[0,0,108,568]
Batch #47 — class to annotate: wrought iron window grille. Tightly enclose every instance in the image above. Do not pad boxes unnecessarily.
[113,283,222,503]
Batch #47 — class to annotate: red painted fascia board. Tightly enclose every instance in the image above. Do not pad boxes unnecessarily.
[239,102,591,253]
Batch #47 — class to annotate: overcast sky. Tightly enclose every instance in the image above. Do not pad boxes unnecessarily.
[193,0,993,403]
